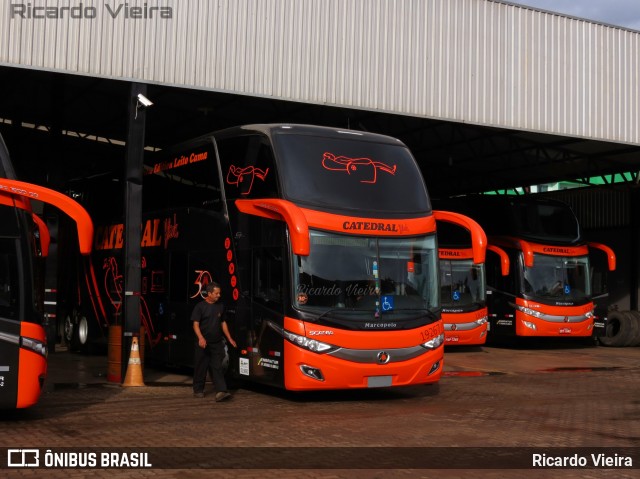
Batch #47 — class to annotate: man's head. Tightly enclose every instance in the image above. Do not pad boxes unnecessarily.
[205,282,221,303]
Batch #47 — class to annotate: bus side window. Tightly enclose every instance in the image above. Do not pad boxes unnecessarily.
[217,135,278,201]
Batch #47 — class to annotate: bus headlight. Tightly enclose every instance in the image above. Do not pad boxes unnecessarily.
[517,305,544,319]
[475,316,488,325]
[283,330,338,354]
[420,333,445,350]
[21,336,48,358]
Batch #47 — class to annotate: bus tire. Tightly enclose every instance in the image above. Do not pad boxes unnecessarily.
[598,311,634,347]
[65,308,91,352]
[76,313,91,352]
[63,309,77,349]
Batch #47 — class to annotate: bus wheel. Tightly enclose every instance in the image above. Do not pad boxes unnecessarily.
[65,308,87,352]
[63,311,76,348]
[76,314,91,352]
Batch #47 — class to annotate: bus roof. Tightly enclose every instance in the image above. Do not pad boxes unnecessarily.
[213,124,408,146]
[436,195,582,246]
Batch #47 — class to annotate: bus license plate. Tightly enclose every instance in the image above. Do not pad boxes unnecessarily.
[367,376,392,388]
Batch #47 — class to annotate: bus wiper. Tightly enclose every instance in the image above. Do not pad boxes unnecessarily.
[316,306,387,321]
[316,308,347,322]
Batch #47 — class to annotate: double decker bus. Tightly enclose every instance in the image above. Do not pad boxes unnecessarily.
[433,211,509,345]
[0,134,93,408]
[442,195,615,340]
[63,124,482,390]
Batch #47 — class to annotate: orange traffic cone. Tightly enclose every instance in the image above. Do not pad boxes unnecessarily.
[122,337,145,387]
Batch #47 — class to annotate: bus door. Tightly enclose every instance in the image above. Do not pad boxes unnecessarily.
[234,218,287,387]
[483,239,524,337]
[483,244,511,337]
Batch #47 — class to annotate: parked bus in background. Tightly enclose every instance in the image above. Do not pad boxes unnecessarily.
[433,211,509,345]
[61,124,484,390]
[0,133,93,408]
[439,195,615,341]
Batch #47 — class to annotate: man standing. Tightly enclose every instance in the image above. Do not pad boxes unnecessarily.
[192,282,237,401]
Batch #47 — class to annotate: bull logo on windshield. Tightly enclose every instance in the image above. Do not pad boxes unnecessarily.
[322,152,396,183]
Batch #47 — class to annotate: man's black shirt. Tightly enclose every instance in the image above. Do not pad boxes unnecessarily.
[191,301,226,343]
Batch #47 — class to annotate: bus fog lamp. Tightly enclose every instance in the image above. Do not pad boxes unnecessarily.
[428,361,441,375]
[300,364,325,381]
[522,320,537,330]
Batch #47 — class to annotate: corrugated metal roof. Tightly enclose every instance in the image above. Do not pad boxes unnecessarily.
[1,0,638,145]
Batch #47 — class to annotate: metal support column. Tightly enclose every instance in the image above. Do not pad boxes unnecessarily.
[121,83,147,381]
[630,187,639,311]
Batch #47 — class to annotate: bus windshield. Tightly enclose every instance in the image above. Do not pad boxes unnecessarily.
[439,259,486,311]
[522,254,591,302]
[273,133,431,217]
[293,230,439,314]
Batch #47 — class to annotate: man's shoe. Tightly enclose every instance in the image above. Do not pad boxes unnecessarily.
[193,392,205,398]
[215,391,231,402]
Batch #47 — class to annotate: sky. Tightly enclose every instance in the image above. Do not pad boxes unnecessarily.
[506,0,640,31]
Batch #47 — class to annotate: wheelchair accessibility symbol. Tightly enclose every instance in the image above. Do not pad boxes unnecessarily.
[453,291,461,301]
[381,295,394,311]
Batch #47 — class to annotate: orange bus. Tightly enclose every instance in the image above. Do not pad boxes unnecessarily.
[62,124,482,390]
[0,134,93,408]
[443,196,615,340]
[434,211,509,345]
